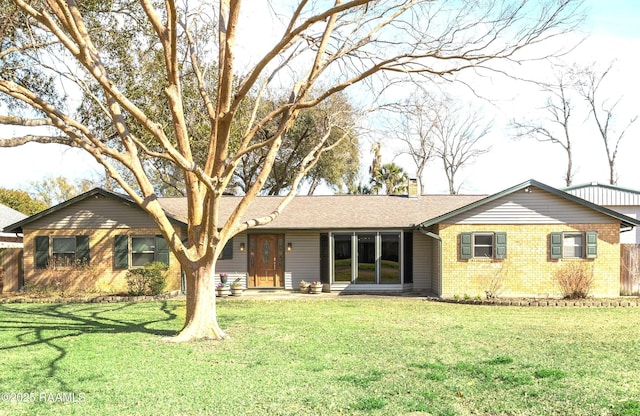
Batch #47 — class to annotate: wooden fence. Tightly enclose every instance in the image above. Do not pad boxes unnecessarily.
[621,244,640,296]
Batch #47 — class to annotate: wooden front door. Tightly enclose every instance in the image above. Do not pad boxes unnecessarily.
[248,234,285,287]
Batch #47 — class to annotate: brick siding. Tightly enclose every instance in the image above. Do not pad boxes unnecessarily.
[438,223,620,298]
[22,227,182,294]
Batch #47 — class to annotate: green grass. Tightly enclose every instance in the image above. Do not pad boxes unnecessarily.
[1,298,640,415]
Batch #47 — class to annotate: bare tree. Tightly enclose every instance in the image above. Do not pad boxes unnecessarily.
[384,91,437,195]
[0,0,583,342]
[511,68,578,186]
[576,63,638,185]
[432,98,492,194]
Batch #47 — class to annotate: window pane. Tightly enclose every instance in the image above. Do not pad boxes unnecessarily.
[473,233,493,258]
[474,246,493,258]
[52,237,76,267]
[53,237,76,253]
[563,234,583,258]
[132,253,155,267]
[381,233,400,284]
[356,233,376,284]
[333,234,352,282]
[132,237,155,252]
[52,253,75,267]
[474,234,493,246]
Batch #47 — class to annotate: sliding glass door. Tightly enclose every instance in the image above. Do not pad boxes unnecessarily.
[332,232,402,285]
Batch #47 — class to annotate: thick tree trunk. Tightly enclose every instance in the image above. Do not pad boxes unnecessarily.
[166,260,228,343]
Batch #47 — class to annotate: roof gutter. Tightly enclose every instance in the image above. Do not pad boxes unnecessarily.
[419,226,442,297]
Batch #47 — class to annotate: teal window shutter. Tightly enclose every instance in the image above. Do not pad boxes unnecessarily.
[35,236,50,269]
[495,232,507,259]
[114,235,129,269]
[550,232,563,259]
[585,231,598,258]
[76,236,90,265]
[156,236,170,266]
[460,233,472,260]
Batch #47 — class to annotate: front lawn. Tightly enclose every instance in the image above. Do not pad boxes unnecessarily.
[1,298,639,415]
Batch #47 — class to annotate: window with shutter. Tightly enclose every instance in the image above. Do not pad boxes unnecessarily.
[460,232,506,260]
[460,233,472,259]
[550,232,563,259]
[156,236,170,266]
[114,235,129,269]
[35,236,50,269]
[495,232,507,259]
[76,236,90,266]
[550,231,597,259]
[585,231,598,258]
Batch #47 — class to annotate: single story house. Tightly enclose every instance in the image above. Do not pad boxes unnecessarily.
[0,203,27,293]
[5,179,640,298]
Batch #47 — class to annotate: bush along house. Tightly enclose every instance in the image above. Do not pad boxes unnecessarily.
[4,179,639,298]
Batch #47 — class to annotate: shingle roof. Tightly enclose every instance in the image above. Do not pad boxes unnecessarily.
[9,179,639,233]
[158,194,487,229]
[0,204,27,232]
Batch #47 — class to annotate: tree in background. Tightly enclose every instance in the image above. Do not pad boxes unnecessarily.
[0,0,583,341]
[384,91,437,195]
[432,98,492,195]
[370,162,408,195]
[234,92,360,195]
[511,68,578,187]
[0,188,47,215]
[575,63,638,185]
[28,176,95,207]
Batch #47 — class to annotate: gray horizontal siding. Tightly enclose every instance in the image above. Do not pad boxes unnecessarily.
[285,231,321,285]
[412,231,434,291]
[216,233,248,273]
[449,188,616,224]
[27,195,158,229]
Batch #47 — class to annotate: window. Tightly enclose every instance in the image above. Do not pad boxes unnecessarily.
[333,234,353,282]
[563,233,583,258]
[460,232,507,260]
[381,233,400,284]
[35,235,90,269]
[219,239,234,260]
[132,236,157,267]
[332,232,403,285]
[473,233,494,258]
[550,231,597,259]
[114,235,169,269]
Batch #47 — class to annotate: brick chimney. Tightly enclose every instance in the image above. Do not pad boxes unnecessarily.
[408,178,419,198]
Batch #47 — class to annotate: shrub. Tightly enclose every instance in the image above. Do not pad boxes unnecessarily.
[554,262,593,299]
[481,261,510,299]
[126,262,168,296]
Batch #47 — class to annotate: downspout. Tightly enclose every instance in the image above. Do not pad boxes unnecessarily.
[419,226,442,297]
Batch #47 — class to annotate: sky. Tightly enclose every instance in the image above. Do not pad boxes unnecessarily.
[0,0,639,196]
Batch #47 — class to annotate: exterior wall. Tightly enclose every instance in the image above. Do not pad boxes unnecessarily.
[450,188,610,224]
[606,206,640,244]
[214,231,321,289]
[22,227,183,294]
[283,231,321,288]
[215,233,248,284]
[438,223,620,298]
[413,230,435,293]
[26,195,158,229]
[0,248,22,292]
